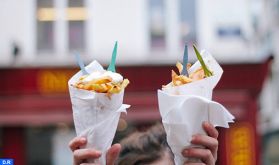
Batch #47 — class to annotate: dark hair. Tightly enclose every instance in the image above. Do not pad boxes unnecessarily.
[117,123,174,165]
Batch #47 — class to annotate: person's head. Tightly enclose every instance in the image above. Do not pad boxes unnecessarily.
[117,123,174,165]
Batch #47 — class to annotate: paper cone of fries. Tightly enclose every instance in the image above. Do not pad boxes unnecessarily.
[158,50,234,164]
[68,60,130,164]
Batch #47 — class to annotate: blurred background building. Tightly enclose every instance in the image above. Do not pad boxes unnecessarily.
[0,0,279,164]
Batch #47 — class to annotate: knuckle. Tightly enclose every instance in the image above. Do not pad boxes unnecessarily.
[73,150,80,159]
[194,135,202,142]
[69,137,79,149]
[84,149,91,156]
[182,149,189,157]
[213,138,219,147]
[205,149,212,157]
[188,148,195,155]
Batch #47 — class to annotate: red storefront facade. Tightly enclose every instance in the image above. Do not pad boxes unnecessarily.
[0,57,272,165]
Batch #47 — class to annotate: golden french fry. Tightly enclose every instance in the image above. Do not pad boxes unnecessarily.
[171,70,178,84]
[101,84,109,91]
[189,67,205,81]
[88,76,112,84]
[179,75,193,84]
[121,79,130,89]
[176,62,183,74]
[74,73,129,94]
[90,84,107,93]
[187,63,192,70]
[78,75,87,81]
[105,83,113,91]
[77,84,84,89]
[169,63,194,87]
[165,62,209,88]
[83,83,92,90]
[173,80,182,86]
[176,62,192,74]
[108,85,121,93]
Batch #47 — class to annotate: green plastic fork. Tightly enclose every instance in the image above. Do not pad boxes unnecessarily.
[107,41,118,72]
[193,44,213,77]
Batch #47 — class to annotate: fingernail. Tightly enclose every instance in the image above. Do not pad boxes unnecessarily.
[203,121,209,126]
[96,151,102,155]
[80,137,86,142]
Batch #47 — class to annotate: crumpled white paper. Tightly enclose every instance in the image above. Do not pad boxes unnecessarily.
[68,60,130,164]
[158,50,235,165]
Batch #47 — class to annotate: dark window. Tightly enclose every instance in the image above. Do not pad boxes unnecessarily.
[67,0,86,52]
[179,0,196,45]
[149,0,166,50]
[26,127,53,165]
[36,0,55,53]
[217,27,242,38]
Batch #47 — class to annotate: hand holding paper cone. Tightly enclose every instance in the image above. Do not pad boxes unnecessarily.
[158,45,234,164]
[69,44,130,164]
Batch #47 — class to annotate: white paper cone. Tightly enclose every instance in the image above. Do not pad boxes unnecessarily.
[68,60,130,164]
[158,51,234,165]
[162,50,223,99]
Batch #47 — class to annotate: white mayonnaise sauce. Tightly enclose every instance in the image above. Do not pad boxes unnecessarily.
[82,71,123,83]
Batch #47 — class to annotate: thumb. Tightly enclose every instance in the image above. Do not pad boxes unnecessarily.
[106,143,121,165]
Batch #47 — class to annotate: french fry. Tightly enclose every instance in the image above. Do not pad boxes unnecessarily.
[105,83,113,91]
[189,68,205,81]
[171,70,178,84]
[121,79,130,89]
[78,75,87,81]
[176,62,192,75]
[178,75,193,84]
[86,76,112,85]
[77,84,84,89]
[176,62,183,74]
[83,83,93,90]
[163,47,213,88]
[108,85,121,94]
[74,74,129,94]
[163,60,210,88]
[173,80,182,86]
[90,84,107,93]
[187,63,192,70]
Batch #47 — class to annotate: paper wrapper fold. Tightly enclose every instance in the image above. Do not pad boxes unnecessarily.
[158,51,234,165]
[68,60,130,164]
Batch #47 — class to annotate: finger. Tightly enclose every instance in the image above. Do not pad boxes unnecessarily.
[106,143,121,165]
[202,121,218,139]
[73,148,101,164]
[191,134,218,150]
[191,134,218,160]
[69,137,87,151]
[183,163,205,165]
[182,148,215,165]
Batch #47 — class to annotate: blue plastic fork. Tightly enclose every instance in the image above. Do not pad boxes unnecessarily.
[74,51,89,75]
[181,44,189,76]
